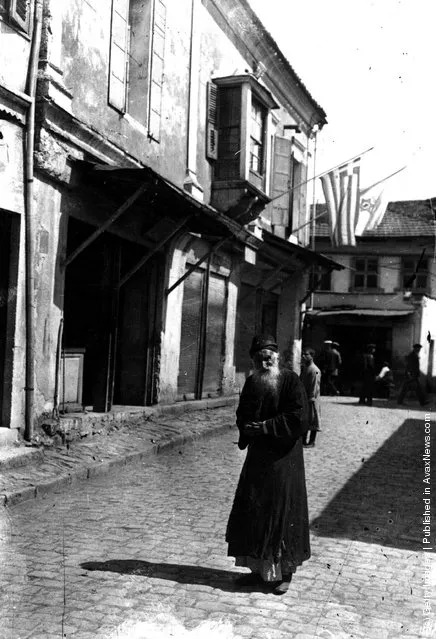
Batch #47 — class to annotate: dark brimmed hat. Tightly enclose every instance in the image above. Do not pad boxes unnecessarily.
[413,343,422,349]
[249,334,278,357]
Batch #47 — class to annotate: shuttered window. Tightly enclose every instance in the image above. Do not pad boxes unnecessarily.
[216,86,241,180]
[206,82,218,160]
[202,273,226,396]
[109,0,129,112]
[128,0,153,125]
[264,135,293,232]
[148,0,166,141]
[5,0,32,33]
[108,0,165,136]
[177,269,204,399]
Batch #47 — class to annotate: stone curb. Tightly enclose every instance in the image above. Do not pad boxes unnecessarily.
[0,403,237,509]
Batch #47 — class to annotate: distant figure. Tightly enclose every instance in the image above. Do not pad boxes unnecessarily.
[375,361,395,399]
[331,341,342,395]
[397,344,426,406]
[358,344,376,406]
[300,348,321,448]
[318,340,339,395]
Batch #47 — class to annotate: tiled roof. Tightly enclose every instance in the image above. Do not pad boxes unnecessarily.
[313,198,436,238]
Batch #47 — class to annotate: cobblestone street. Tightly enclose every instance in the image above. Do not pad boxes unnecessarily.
[0,397,434,638]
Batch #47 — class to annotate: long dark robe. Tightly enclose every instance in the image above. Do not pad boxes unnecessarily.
[226,369,310,570]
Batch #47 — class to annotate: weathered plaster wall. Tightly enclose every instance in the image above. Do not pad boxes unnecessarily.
[276,271,308,373]
[7,206,26,431]
[32,175,66,419]
[0,122,25,214]
[0,21,31,94]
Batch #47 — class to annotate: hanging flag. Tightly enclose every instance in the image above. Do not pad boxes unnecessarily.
[320,159,360,246]
[355,166,406,235]
[354,184,389,235]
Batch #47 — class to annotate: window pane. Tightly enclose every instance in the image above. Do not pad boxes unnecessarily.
[367,259,378,272]
[367,274,378,288]
[355,259,365,272]
[354,274,364,288]
[416,274,427,288]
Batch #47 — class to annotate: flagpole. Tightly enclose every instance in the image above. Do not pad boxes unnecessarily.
[270,146,375,204]
[360,165,407,193]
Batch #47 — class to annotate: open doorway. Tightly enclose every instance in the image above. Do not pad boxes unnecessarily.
[63,218,162,411]
[0,211,19,427]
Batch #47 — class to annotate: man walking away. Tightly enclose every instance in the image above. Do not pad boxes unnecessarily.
[318,340,337,395]
[226,335,310,596]
[359,343,376,406]
[301,348,321,448]
[331,342,342,395]
[397,344,426,406]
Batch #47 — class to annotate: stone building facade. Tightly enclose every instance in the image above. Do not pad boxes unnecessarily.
[0,0,340,440]
[305,199,436,393]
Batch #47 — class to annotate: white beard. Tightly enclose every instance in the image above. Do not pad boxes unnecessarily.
[251,364,281,397]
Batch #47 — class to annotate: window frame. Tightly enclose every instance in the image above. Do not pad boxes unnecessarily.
[401,256,429,292]
[108,0,166,141]
[352,256,379,291]
[210,74,278,195]
[0,0,33,36]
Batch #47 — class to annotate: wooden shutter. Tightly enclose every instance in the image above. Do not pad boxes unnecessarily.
[264,135,292,228]
[10,0,31,33]
[206,82,218,160]
[177,268,203,399]
[109,0,129,112]
[216,86,241,179]
[295,159,307,242]
[202,273,226,396]
[148,0,166,141]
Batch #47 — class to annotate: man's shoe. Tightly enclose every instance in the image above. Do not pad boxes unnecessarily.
[273,576,292,595]
[304,443,315,448]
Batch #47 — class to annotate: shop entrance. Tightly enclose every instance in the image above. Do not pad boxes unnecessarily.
[0,212,19,426]
[63,218,162,411]
[177,267,227,400]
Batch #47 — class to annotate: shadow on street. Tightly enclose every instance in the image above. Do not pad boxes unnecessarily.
[311,417,434,552]
[333,399,434,411]
[80,559,270,593]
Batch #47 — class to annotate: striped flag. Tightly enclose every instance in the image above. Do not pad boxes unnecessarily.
[320,160,360,246]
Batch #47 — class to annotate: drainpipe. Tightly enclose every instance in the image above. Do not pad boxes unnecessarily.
[24,1,43,441]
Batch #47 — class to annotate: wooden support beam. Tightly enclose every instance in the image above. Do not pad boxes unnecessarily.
[165,233,229,296]
[64,183,149,267]
[117,214,193,289]
[239,264,287,303]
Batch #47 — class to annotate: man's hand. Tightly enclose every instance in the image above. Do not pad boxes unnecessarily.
[243,421,263,436]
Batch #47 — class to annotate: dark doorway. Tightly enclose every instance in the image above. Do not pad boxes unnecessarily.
[63,218,162,411]
[0,212,19,426]
[114,249,162,406]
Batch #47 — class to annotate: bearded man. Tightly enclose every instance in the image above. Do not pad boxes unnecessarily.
[226,335,310,595]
